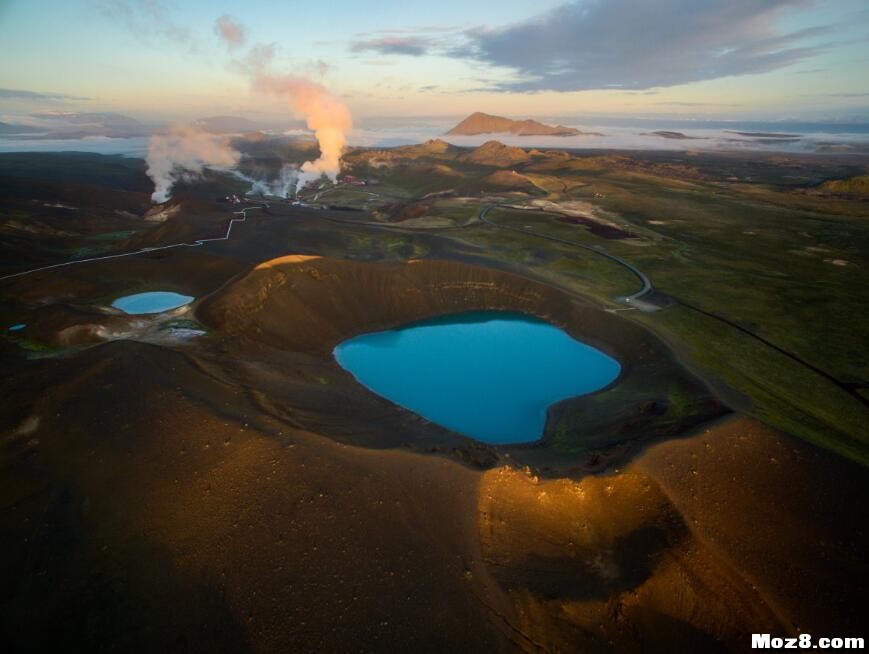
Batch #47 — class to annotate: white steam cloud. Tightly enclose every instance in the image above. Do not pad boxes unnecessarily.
[146,124,241,203]
[252,74,353,189]
[233,164,299,198]
[142,15,353,203]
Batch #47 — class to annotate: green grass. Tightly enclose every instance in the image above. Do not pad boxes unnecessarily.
[451,222,639,299]
[346,233,430,260]
[663,384,696,422]
[437,177,869,465]
[0,210,33,221]
[643,307,869,465]
[85,230,138,242]
[68,230,141,257]
[5,334,67,358]
[481,172,869,385]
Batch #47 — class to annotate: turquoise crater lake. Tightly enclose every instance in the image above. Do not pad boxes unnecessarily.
[333,311,621,444]
[111,291,194,315]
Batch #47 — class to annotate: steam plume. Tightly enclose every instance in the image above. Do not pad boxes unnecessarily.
[253,74,353,188]
[146,124,240,203]
[233,164,299,198]
[143,15,353,203]
[214,15,246,48]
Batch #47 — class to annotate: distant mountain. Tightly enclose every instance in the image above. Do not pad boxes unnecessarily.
[24,112,150,138]
[195,116,262,133]
[645,131,701,140]
[446,112,582,137]
[31,112,141,128]
[392,138,459,157]
[726,130,801,139]
[461,140,530,166]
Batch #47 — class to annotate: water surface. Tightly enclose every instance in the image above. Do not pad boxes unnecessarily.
[334,311,621,444]
[112,291,193,315]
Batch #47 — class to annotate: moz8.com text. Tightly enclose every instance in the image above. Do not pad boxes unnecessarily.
[753,635,864,649]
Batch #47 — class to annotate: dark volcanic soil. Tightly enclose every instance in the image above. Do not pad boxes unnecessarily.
[2,252,865,652]
[1,153,867,654]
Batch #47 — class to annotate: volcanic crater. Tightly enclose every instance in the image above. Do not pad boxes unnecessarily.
[195,255,722,465]
[3,251,865,652]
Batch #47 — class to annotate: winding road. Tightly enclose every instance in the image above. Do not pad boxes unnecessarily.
[478,204,655,306]
[477,205,869,408]
[5,193,865,409]
[0,205,266,283]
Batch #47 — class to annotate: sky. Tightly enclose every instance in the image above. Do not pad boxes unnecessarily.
[1,0,868,124]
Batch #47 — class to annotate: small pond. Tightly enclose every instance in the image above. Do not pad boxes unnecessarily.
[333,311,621,444]
[111,291,194,315]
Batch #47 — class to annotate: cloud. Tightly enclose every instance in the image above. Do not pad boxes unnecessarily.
[96,0,193,46]
[232,43,277,75]
[454,0,826,92]
[350,37,430,56]
[0,111,147,138]
[825,92,869,98]
[656,101,743,107]
[31,111,139,126]
[0,88,88,101]
[354,25,460,37]
[214,15,246,48]
[311,59,330,78]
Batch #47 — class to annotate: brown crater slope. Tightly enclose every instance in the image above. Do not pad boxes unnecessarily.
[197,255,722,461]
[2,258,865,652]
[478,416,868,651]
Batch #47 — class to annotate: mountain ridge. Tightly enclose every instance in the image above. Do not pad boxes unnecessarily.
[446,111,582,137]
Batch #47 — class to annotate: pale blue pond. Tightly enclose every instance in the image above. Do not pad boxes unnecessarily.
[8,323,26,331]
[333,311,621,444]
[111,291,193,315]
